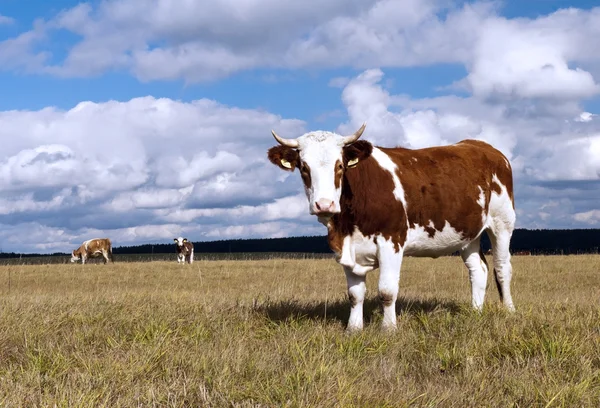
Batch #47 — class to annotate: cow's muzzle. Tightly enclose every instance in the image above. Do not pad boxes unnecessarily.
[312,199,337,216]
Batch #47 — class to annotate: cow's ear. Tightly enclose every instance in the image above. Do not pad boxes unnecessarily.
[343,140,373,168]
[267,145,299,172]
[173,238,178,242]
[183,238,188,242]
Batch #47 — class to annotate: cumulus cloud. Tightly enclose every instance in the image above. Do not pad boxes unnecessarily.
[1,69,599,253]
[464,13,600,101]
[0,97,311,252]
[0,1,502,82]
[574,209,600,225]
[0,14,14,25]
[333,68,600,229]
[0,1,599,253]
[1,0,597,89]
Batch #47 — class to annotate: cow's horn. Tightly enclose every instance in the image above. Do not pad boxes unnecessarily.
[271,130,299,148]
[342,122,367,145]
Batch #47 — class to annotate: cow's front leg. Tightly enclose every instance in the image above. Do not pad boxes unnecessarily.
[344,266,366,332]
[376,236,403,331]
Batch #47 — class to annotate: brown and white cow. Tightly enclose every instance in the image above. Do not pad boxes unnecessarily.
[174,237,194,264]
[267,123,516,332]
[71,238,114,264]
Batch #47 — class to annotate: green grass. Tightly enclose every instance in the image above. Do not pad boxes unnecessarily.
[0,255,599,407]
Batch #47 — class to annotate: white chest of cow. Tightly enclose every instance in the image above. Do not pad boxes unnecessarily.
[336,228,379,275]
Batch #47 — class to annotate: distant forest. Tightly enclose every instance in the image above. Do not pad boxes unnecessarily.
[0,229,598,259]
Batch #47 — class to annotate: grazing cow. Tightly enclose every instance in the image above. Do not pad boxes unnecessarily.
[267,123,516,332]
[174,237,194,264]
[71,238,114,264]
[514,250,531,256]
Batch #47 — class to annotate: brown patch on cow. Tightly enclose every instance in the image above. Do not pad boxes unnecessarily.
[376,139,515,240]
[328,141,408,253]
[176,241,194,255]
[334,159,343,189]
[379,292,395,307]
[490,181,502,196]
[327,139,515,254]
[299,161,312,190]
[267,145,299,172]
[348,292,359,307]
[424,224,437,238]
[327,226,344,255]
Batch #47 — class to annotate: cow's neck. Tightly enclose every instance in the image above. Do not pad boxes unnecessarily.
[326,152,408,253]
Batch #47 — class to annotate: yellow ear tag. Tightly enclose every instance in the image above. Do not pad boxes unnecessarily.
[280,159,292,169]
[347,158,359,168]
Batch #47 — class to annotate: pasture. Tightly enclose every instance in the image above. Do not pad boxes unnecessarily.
[0,255,598,407]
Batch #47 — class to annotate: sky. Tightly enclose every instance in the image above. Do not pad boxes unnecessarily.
[0,0,599,253]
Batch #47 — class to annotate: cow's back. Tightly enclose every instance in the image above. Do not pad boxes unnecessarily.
[85,238,111,253]
[381,140,514,242]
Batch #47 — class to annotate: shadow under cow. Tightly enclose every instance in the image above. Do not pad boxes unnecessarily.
[254,296,463,326]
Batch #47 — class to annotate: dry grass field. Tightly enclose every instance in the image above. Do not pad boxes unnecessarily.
[0,255,599,407]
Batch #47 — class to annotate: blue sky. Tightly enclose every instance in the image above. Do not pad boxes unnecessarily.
[0,0,599,253]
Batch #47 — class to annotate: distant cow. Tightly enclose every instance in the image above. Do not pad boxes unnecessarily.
[514,250,531,256]
[267,123,516,332]
[174,237,194,264]
[71,238,114,264]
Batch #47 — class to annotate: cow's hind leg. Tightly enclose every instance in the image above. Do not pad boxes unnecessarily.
[460,238,488,311]
[375,236,403,331]
[344,266,366,332]
[487,225,516,312]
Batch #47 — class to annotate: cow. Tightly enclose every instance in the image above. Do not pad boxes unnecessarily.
[514,250,531,256]
[174,237,194,264]
[70,238,114,264]
[267,123,516,332]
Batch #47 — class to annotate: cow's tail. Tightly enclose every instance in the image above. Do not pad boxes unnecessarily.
[108,239,115,263]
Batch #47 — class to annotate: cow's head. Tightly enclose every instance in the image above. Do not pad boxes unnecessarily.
[174,237,188,247]
[267,123,371,222]
[70,250,80,263]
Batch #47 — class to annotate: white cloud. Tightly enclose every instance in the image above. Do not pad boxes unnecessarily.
[334,68,600,230]
[0,14,14,25]
[0,2,599,253]
[575,112,596,122]
[0,19,48,73]
[2,1,600,89]
[1,64,599,253]
[465,14,600,101]
[574,209,600,225]
[0,96,311,253]
[0,0,486,81]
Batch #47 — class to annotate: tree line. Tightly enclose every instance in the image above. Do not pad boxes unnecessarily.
[1,228,598,259]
